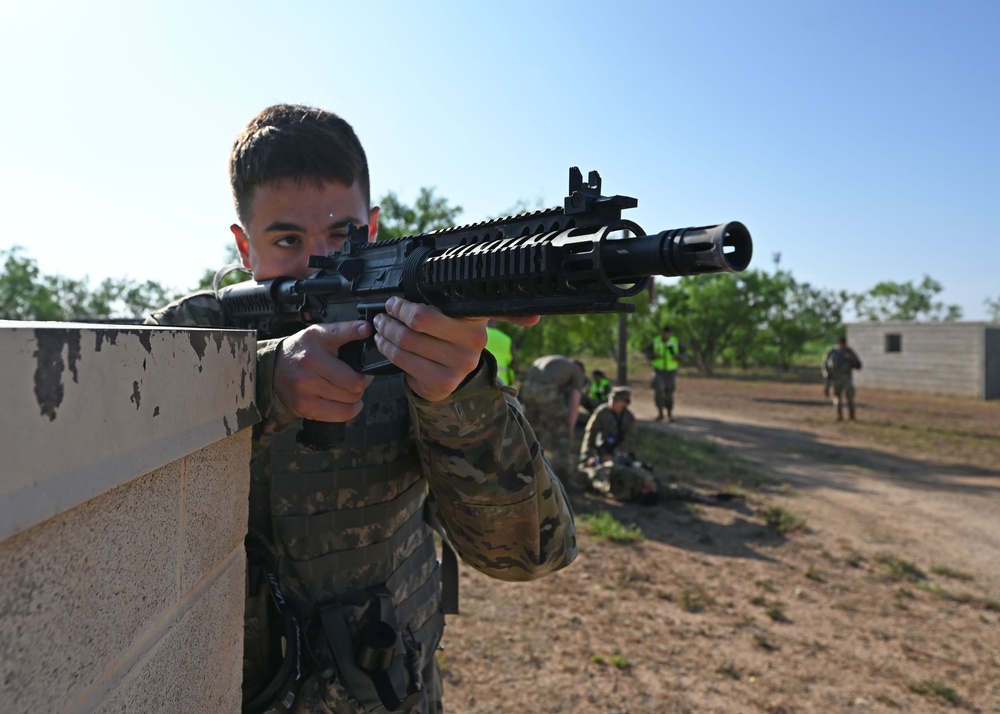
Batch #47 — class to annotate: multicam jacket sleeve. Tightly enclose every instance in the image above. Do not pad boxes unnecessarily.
[407,353,578,582]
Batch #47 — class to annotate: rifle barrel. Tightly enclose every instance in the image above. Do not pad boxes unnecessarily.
[600,221,752,282]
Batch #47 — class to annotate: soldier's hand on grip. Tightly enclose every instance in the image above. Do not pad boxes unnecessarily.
[274,321,375,422]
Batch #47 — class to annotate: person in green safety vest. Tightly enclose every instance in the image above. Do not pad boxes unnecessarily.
[486,323,516,385]
[651,325,683,421]
[581,369,612,413]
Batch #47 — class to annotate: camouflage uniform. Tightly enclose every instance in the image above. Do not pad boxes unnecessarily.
[579,402,637,464]
[517,356,587,482]
[147,292,577,714]
[822,343,862,420]
[578,402,648,501]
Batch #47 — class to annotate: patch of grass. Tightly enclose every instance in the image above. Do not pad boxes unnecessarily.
[613,568,653,594]
[893,587,915,609]
[752,633,778,651]
[578,511,644,544]
[716,661,741,680]
[754,579,778,593]
[915,581,967,602]
[591,653,630,670]
[850,418,997,460]
[874,553,925,582]
[908,679,961,705]
[680,584,716,612]
[608,654,630,670]
[765,604,789,622]
[804,564,825,582]
[844,553,864,568]
[761,505,807,534]
[636,425,768,491]
[929,565,973,581]
[913,581,999,611]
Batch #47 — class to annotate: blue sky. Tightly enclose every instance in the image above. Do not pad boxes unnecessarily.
[2,0,998,319]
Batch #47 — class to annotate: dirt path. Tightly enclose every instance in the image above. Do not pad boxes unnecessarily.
[634,376,1000,595]
[441,374,1000,713]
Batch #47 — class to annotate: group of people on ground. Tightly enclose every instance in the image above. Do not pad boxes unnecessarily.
[509,327,865,508]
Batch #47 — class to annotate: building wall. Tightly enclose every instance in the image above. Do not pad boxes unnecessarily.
[0,322,259,713]
[986,328,1000,399]
[848,322,999,399]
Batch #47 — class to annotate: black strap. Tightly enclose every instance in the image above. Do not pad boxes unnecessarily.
[423,496,459,615]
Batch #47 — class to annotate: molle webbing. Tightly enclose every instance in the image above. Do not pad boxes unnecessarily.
[279,500,433,603]
[276,475,427,559]
[252,370,449,706]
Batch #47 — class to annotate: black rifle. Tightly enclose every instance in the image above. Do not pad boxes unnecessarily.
[219,167,752,446]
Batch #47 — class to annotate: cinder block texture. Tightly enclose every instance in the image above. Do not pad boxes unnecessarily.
[0,324,257,713]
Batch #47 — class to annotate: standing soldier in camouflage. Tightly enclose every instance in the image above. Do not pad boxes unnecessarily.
[823,336,863,421]
[518,355,588,482]
[146,104,576,714]
[651,325,682,422]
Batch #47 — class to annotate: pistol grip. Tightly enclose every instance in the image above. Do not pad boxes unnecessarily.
[339,338,398,375]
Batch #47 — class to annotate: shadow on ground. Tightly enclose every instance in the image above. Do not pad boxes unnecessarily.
[656,415,1000,496]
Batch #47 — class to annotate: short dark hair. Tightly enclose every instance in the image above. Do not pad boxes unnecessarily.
[229,104,371,226]
[661,325,672,332]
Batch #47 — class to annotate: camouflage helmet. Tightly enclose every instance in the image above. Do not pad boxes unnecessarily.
[611,386,632,402]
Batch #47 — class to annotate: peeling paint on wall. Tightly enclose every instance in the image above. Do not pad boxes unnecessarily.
[94,329,153,355]
[33,330,82,421]
[235,405,259,431]
[188,331,209,361]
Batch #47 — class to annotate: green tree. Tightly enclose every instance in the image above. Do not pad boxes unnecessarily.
[377,187,463,240]
[0,247,62,320]
[985,296,1000,322]
[651,273,757,375]
[736,271,845,370]
[512,292,652,365]
[0,246,178,321]
[768,279,846,369]
[852,275,962,321]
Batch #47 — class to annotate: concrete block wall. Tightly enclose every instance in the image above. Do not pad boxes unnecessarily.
[848,321,1000,399]
[0,322,259,713]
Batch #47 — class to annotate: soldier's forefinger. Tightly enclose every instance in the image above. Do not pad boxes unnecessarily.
[314,320,373,349]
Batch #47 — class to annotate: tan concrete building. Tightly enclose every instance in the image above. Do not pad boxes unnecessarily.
[847,321,1000,400]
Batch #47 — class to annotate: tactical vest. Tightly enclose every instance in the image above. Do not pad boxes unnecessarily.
[589,376,611,402]
[652,336,680,372]
[246,374,446,713]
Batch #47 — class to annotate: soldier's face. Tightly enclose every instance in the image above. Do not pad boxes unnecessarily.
[231,178,379,281]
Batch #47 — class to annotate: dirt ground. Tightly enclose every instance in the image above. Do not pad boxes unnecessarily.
[439,372,1000,713]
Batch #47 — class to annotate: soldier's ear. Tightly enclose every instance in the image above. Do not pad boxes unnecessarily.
[231,224,252,268]
[367,206,380,243]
